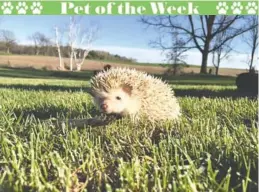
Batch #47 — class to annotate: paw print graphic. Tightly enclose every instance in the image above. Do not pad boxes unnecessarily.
[245,2,258,14]
[30,2,43,14]
[216,2,229,15]
[1,2,14,14]
[16,2,28,14]
[231,2,243,14]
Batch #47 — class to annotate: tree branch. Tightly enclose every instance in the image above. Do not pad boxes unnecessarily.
[188,16,203,52]
[210,23,258,53]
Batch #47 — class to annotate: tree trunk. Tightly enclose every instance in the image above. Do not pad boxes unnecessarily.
[54,27,64,70]
[215,54,221,76]
[200,36,211,74]
[249,46,256,73]
[58,58,63,70]
[200,51,209,74]
[76,64,82,71]
[70,54,73,71]
[57,49,64,70]
[74,50,88,72]
[6,47,9,54]
[200,16,215,74]
[215,66,219,76]
[36,49,40,55]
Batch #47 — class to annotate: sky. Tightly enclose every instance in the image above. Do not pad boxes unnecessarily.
[0,15,258,70]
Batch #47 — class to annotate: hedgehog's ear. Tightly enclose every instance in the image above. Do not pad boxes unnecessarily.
[121,84,133,95]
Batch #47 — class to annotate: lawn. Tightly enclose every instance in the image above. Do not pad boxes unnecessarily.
[0,68,257,192]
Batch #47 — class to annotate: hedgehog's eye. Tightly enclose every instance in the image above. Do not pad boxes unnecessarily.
[116,96,121,100]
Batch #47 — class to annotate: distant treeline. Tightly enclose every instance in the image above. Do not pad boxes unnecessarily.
[0,41,137,63]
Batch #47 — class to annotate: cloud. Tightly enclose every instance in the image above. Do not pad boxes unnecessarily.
[93,45,258,70]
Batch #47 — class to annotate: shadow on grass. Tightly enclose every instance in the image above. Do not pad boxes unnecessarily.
[0,84,91,92]
[0,66,237,86]
[158,74,236,86]
[174,88,258,99]
[0,66,94,80]
[0,84,257,99]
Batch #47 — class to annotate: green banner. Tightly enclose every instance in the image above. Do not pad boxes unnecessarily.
[0,1,258,15]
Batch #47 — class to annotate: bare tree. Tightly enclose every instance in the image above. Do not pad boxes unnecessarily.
[28,32,40,55]
[29,32,51,55]
[68,17,77,71]
[211,29,233,75]
[54,26,64,70]
[53,17,99,71]
[39,35,51,56]
[141,16,256,74]
[67,16,99,71]
[153,29,188,65]
[0,30,16,54]
[156,30,188,75]
[243,16,258,73]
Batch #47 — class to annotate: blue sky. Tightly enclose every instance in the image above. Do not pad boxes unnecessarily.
[1,15,156,48]
[1,15,258,69]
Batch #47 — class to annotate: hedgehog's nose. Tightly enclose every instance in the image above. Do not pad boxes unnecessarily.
[101,103,108,110]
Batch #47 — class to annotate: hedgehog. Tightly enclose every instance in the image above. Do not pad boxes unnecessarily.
[89,67,181,124]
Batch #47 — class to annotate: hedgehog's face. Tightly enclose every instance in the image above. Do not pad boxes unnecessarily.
[91,84,139,115]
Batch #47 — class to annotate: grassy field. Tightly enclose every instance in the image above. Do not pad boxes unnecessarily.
[0,68,257,191]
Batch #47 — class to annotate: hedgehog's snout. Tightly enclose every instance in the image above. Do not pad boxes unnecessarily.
[100,103,108,111]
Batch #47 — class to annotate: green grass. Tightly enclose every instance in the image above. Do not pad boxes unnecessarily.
[0,71,257,191]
